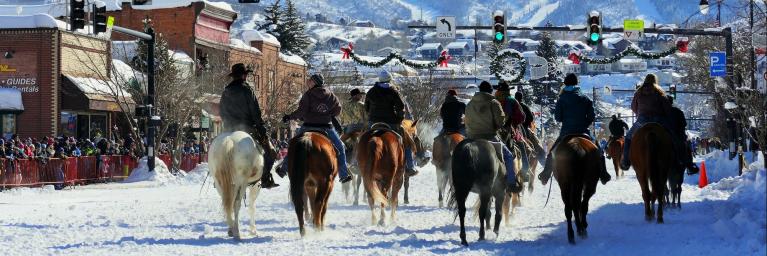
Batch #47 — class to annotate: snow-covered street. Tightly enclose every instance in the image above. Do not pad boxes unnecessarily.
[1,153,764,256]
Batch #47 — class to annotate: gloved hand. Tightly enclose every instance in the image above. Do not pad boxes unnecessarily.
[282,114,290,123]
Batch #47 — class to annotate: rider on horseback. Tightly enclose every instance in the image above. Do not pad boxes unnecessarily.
[439,89,466,136]
[620,74,675,171]
[219,63,279,188]
[365,70,419,177]
[538,73,612,185]
[340,88,367,138]
[515,90,546,164]
[606,114,629,159]
[667,95,699,174]
[279,74,353,183]
[494,82,532,176]
[465,81,523,194]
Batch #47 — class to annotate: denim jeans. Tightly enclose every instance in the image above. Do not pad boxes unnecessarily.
[488,137,518,185]
[282,127,350,180]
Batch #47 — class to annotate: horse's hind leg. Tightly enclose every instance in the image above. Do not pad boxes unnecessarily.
[478,193,490,241]
[437,170,446,208]
[493,192,504,236]
[232,186,244,240]
[403,176,410,205]
[561,187,575,244]
[638,178,653,221]
[458,196,469,246]
[354,175,362,206]
[248,185,261,235]
[580,183,597,238]
[502,193,511,227]
[314,180,332,231]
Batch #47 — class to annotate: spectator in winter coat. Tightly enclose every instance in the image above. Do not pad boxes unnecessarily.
[439,89,466,136]
[280,73,352,183]
[340,88,368,135]
[219,63,278,188]
[620,74,673,170]
[464,81,522,193]
[364,70,419,177]
[668,96,698,174]
[538,73,611,185]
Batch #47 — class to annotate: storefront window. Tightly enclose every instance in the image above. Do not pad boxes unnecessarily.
[1,114,16,140]
[90,115,107,139]
[60,112,77,137]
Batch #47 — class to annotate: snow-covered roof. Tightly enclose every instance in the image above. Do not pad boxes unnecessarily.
[446,41,468,49]
[112,41,139,62]
[0,14,58,29]
[64,74,134,101]
[229,38,262,54]
[279,53,306,67]
[112,59,145,85]
[240,30,280,47]
[602,37,626,49]
[417,43,442,51]
[618,58,644,63]
[555,40,593,51]
[0,1,121,17]
[510,38,540,45]
[128,0,233,12]
[0,88,23,112]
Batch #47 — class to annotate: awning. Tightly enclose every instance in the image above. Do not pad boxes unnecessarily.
[61,75,136,112]
[0,88,24,113]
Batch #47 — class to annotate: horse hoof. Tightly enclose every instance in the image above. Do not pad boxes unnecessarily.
[578,230,588,238]
[568,237,576,245]
[657,218,664,224]
[461,241,469,247]
[227,229,234,237]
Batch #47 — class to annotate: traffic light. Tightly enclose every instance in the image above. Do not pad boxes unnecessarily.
[93,3,108,34]
[587,11,602,45]
[669,84,677,100]
[70,0,85,31]
[492,10,506,44]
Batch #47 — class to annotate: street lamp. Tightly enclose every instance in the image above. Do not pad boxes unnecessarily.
[699,0,710,15]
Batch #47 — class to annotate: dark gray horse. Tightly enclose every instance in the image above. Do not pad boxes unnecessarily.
[448,139,508,246]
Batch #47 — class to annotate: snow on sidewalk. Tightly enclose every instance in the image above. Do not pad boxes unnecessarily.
[0,158,764,255]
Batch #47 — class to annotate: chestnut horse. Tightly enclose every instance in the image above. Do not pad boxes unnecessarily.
[341,130,364,205]
[553,135,601,244]
[630,123,673,223]
[403,131,430,205]
[357,120,419,225]
[607,137,625,178]
[287,132,338,236]
[431,132,465,207]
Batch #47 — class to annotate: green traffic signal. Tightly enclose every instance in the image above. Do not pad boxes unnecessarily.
[495,32,504,41]
[590,33,600,42]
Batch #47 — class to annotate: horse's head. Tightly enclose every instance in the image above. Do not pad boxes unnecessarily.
[402,119,431,167]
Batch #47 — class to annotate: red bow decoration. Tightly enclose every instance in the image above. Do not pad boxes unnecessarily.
[438,50,451,67]
[676,37,689,53]
[568,52,580,65]
[341,42,354,59]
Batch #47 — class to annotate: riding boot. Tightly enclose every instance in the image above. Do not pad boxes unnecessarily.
[620,138,631,170]
[538,151,554,185]
[259,151,279,188]
[599,155,611,185]
[500,144,523,194]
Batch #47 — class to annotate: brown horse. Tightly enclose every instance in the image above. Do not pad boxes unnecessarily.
[432,132,464,207]
[607,137,625,178]
[287,132,338,236]
[402,129,430,205]
[341,130,364,205]
[553,135,601,244]
[630,123,673,223]
[357,120,418,225]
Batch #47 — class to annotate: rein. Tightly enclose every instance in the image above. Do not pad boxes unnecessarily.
[543,166,553,208]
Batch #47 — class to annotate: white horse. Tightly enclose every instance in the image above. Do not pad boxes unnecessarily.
[208,131,263,240]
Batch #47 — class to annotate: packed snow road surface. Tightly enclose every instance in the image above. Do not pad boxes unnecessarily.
[0,154,764,256]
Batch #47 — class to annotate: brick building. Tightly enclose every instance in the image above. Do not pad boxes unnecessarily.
[107,1,307,139]
[0,14,134,140]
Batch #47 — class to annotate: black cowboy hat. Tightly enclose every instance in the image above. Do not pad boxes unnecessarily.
[229,63,253,77]
[495,81,511,91]
[350,88,362,97]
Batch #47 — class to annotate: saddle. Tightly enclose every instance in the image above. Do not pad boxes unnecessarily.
[301,126,330,138]
[369,123,403,144]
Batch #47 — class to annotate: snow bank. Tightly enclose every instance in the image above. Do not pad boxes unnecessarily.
[686,150,763,185]
[0,13,58,29]
[124,157,174,183]
[182,163,209,185]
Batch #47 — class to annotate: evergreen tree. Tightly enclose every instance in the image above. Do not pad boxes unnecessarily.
[532,32,561,105]
[257,0,283,37]
[277,0,311,57]
[535,32,557,62]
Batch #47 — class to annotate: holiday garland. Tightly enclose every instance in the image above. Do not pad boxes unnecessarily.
[348,51,441,69]
[578,45,679,64]
[490,49,527,83]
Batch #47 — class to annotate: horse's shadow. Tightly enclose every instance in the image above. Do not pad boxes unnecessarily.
[51,235,274,250]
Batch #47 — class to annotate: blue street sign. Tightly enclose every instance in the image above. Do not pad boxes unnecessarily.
[710,52,727,77]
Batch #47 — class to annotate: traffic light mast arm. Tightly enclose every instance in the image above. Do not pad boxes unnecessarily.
[407,25,729,37]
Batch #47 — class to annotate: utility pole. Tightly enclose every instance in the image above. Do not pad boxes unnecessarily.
[146,27,157,172]
[750,0,756,89]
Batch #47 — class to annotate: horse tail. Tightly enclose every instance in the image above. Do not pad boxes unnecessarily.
[364,138,389,207]
[290,135,312,218]
[447,140,474,219]
[647,131,663,201]
[214,137,236,220]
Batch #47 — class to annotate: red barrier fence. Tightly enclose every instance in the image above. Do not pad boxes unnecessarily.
[0,154,206,188]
